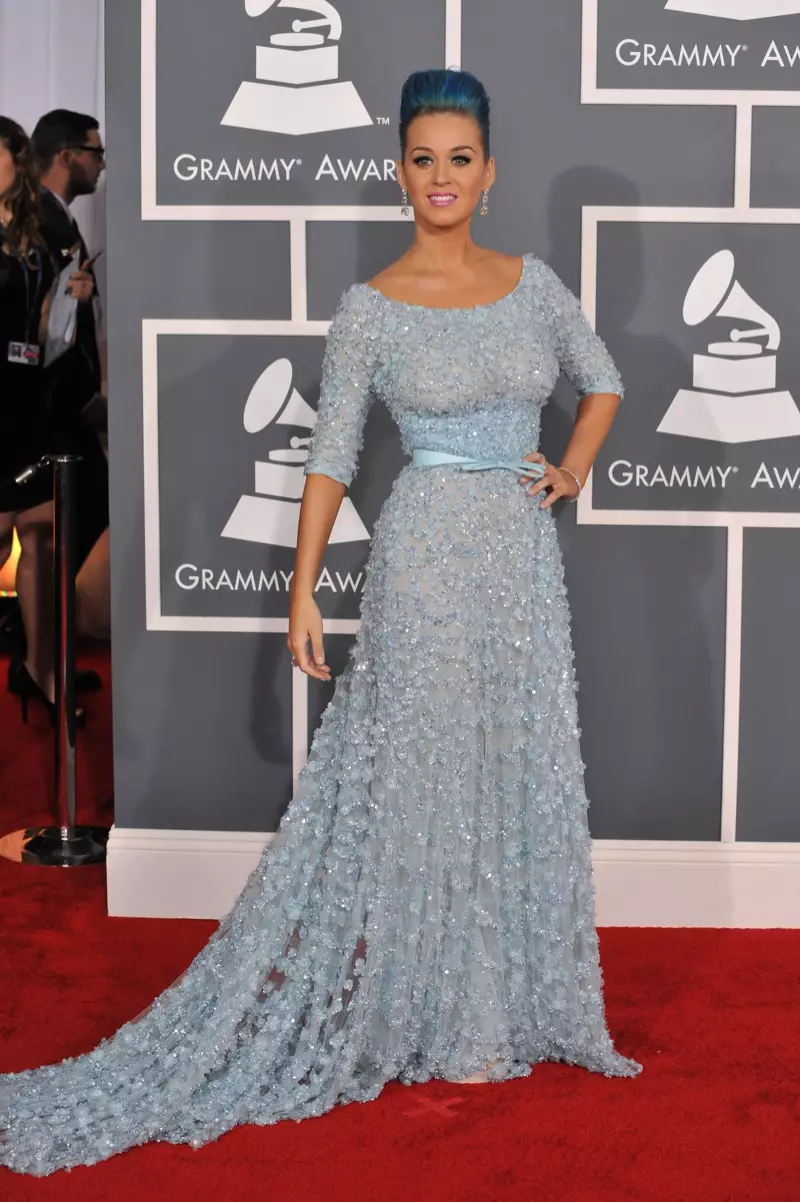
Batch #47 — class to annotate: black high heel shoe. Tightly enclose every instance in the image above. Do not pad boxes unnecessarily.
[12,664,87,728]
[7,656,102,696]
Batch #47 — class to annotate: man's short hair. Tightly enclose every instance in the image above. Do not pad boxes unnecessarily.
[31,109,100,171]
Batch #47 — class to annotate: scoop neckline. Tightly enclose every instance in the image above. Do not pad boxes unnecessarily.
[358,254,529,313]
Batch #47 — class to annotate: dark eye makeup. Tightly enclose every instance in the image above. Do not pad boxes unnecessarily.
[412,154,473,167]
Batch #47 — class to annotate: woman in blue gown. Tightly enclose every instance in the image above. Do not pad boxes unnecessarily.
[0,68,641,1178]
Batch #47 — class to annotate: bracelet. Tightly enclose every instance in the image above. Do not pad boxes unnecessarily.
[558,465,583,502]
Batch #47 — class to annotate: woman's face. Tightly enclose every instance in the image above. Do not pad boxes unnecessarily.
[398,111,494,228]
[0,142,16,202]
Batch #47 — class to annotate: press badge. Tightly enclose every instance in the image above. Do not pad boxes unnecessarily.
[8,342,41,366]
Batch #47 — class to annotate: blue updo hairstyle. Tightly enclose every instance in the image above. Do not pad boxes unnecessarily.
[399,69,491,159]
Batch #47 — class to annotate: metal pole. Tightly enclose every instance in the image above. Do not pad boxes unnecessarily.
[0,455,107,866]
[53,454,79,840]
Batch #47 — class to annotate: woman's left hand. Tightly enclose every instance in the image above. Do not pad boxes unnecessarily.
[519,451,579,510]
[66,262,95,303]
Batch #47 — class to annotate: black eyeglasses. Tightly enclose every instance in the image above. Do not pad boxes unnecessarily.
[68,144,105,159]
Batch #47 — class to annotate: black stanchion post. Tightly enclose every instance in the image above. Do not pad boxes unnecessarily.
[0,455,108,866]
[54,454,80,842]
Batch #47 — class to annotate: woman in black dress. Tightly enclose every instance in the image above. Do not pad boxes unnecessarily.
[0,117,86,722]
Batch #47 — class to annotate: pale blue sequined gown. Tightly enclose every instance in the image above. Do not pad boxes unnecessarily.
[0,253,641,1177]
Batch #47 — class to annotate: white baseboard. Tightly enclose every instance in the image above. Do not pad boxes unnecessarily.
[591,840,800,928]
[106,827,800,927]
[106,827,276,920]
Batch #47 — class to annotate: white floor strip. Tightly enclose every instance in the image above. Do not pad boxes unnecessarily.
[107,830,800,926]
[734,101,753,212]
[721,527,744,842]
[445,0,462,69]
[292,666,309,794]
[290,218,308,324]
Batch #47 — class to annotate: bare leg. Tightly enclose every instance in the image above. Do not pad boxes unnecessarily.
[76,527,110,640]
[14,499,55,699]
[0,512,15,581]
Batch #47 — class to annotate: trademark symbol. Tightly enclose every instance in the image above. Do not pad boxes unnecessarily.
[296,159,302,166]
[733,466,739,473]
[377,116,391,126]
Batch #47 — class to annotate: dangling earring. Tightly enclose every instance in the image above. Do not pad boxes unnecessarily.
[401,188,409,217]
[480,189,489,216]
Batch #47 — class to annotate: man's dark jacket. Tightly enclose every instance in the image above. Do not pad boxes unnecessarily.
[38,188,102,420]
[37,188,108,561]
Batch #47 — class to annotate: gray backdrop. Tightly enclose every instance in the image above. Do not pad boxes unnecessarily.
[106,0,800,842]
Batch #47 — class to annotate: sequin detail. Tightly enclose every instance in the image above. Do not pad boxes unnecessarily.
[0,253,639,1179]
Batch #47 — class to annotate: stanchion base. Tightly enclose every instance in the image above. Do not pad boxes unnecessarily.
[0,825,109,866]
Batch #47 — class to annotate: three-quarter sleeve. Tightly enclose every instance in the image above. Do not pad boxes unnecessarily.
[304,285,378,487]
[540,262,624,400]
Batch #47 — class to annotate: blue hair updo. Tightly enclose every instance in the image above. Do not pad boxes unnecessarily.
[399,69,491,159]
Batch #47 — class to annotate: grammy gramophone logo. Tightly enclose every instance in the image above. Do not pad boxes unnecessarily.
[665,0,800,17]
[222,358,370,547]
[222,0,372,136]
[659,250,800,445]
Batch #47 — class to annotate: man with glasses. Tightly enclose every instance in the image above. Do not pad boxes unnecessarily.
[22,109,110,687]
[31,109,105,379]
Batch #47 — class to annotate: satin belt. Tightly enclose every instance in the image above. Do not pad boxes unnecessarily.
[411,448,545,479]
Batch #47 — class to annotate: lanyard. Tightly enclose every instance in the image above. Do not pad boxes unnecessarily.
[20,248,44,346]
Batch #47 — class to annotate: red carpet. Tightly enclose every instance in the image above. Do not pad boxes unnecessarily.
[1,651,799,1200]
[0,643,115,840]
